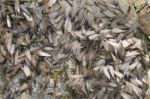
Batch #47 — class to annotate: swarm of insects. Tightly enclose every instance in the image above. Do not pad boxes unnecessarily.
[0,0,150,99]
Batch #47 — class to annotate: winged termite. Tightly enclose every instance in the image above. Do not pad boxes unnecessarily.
[15,0,20,14]
[120,91,131,99]
[6,15,11,28]
[21,64,31,77]
[38,50,51,57]
[88,34,99,40]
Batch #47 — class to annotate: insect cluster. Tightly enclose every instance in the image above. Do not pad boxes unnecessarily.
[0,0,150,99]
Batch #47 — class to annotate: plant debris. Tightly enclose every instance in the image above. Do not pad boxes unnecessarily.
[0,0,150,99]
